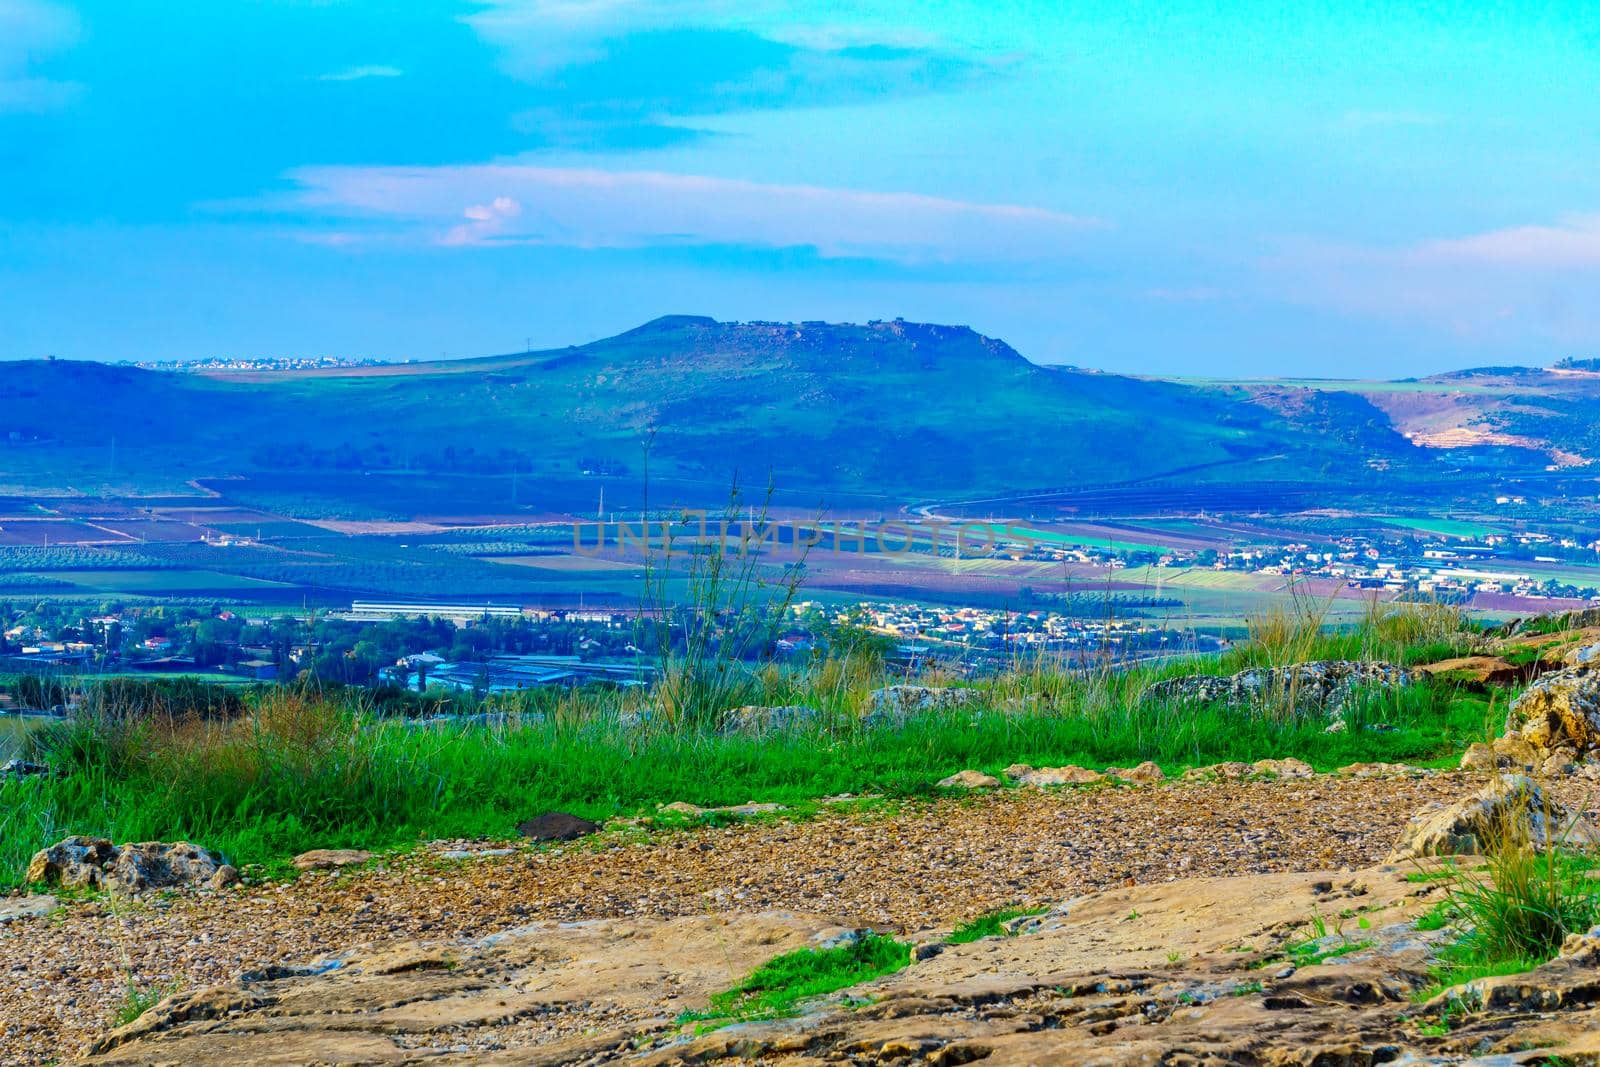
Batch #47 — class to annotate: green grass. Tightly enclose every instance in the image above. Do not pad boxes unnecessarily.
[113,979,181,1028]
[947,905,1049,944]
[0,677,1493,888]
[682,934,911,1024]
[1418,845,1600,1002]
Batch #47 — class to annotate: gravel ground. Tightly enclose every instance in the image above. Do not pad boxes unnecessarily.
[0,772,1574,1064]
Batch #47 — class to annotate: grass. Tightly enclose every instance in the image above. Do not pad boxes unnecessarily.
[113,979,180,1027]
[1416,798,1600,1003]
[947,905,1049,944]
[0,598,1501,887]
[682,934,911,1024]
[0,675,1492,888]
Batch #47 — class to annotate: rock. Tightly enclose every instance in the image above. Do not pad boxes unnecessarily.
[937,769,1001,789]
[1009,765,1104,787]
[658,800,786,819]
[26,836,117,890]
[1182,761,1254,781]
[437,848,516,861]
[1338,761,1423,778]
[719,704,818,736]
[1417,655,1522,686]
[516,812,601,842]
[1143,661,1418,716]
[210,865,240,890]
[866,685,980,726]
[660,800,706,816]
[27,837,230,892]
[291,849,373,872]
[1563,642,1600,668]
[1107,760,1166,784]
[84,866,1461,1067]
[0,758,48,779]
[1505,666,1600,756]
[1251,758,1314,779]
[1459,736,1547,773]
[112,842,229,892]
[1387,774,1600,861]
[0,895,55,923]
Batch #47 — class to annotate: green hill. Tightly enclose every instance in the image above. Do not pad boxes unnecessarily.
[0,316,1577,510]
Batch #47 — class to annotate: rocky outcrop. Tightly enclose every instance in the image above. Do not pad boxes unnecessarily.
[1504,665,1600,756]
[1387,774,1600,861]
[27,837,237,892]
[81,866,1498,1067]
[718,704,818,735]
[1003,763,1104,786]
[866,685,980,726]
[291,849,373,872]
[0,895,55,924]
[1180,758,1315,781]
[1496,607,1600,638]
[1417,655,1523,686]
[1142,660,1417,717]
[936,769,1000,789]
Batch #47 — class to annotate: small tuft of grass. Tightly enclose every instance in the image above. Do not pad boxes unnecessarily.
[113,979,181,1028]
[682,934,911,1024]
[947,905,1049,944]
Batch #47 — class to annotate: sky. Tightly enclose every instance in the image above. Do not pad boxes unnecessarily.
[1,1,1597,376]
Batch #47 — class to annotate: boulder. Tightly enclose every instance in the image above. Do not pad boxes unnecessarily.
[1006,764,1105,787]
[1504,666,1600,756]
[1417,656,1522,686]
[1107,760,1166,784]
[516,811,601,842]
[26,836,117,889]
[1142,661,1418,717]
[28,836,232,892]
[0,895,56,923]
[1387,774,1600,861]
[719,704,818,736]
[937,769,1001,789]
[291,848,374,872]
[1251,757,1314,779]
[1459,734,1547,773]
[867,685,980,726]
[1182,761,1254,781]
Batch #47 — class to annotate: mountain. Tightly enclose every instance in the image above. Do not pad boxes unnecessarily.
[0,317,1591,512]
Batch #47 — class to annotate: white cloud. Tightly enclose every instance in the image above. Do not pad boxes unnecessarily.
[0,0,79,112]
[317,65,404,82]
[1411,215,1600,269]
[281,163,1102,263]
[1263,216,1600,346]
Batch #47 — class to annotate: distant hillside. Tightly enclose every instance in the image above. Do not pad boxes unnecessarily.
[0,318,1588,511]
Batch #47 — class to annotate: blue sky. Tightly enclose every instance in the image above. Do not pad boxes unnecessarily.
[1,1,1597,375]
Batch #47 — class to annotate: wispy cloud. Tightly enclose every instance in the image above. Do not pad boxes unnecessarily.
[1264,214,1600,346]
[317,65,404,82]
[0,0,79,112]
[278,163,1103,263]
[1412,214,1600,268]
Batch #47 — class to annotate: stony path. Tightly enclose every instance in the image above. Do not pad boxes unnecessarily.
[0,772,1549,1064]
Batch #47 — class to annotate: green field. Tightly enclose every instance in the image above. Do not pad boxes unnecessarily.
[1377,517,1498,539]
